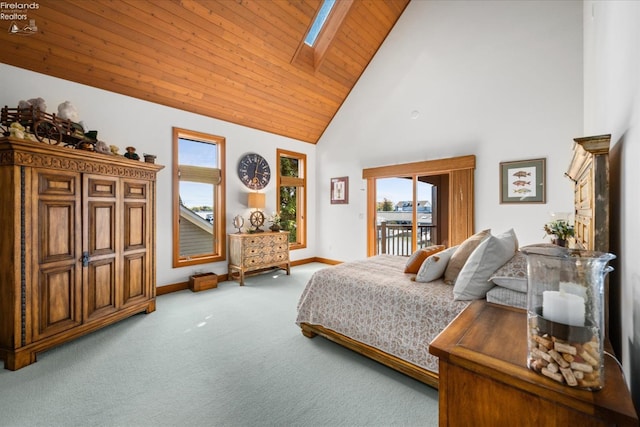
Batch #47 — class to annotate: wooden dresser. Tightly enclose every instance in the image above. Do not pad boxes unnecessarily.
[228,231,290,285]
[0,137,163,370]
[429,301,638,426]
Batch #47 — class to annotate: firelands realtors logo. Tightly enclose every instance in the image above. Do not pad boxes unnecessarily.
[1,2,39,35]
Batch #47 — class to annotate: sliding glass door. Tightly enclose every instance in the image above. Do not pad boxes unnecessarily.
[375,176,435,256]
[416,176,437,249]
[363,155,476,257]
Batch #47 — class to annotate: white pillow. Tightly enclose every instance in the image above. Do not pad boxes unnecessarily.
[453,229,518,301]
[415,246,459,282]
[489,251,528,292]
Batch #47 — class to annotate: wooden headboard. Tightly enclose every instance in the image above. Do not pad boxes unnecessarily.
[566,134,611,252]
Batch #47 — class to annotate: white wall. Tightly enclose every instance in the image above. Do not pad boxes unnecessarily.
[316,0,583,261]
[584,0,640,402]
[0,64,317,286]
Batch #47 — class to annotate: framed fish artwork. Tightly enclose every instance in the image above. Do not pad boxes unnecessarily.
[499,158,546,204]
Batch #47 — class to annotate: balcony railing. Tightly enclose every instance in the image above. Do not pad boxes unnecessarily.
[377,222,436,256]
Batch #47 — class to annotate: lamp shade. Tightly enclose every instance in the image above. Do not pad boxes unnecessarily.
[247,192,265,209]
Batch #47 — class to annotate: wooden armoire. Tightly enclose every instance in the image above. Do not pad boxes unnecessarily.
[0,137,163,370]
[566,133,611,333]
[566,134,610,253]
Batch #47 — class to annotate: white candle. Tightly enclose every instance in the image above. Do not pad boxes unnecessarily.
[542,290,585,327]
[559,281,587,300]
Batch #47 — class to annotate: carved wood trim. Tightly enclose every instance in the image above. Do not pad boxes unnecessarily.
[20,166,26,347]
[0,138,163,180]
[5,152,157,180]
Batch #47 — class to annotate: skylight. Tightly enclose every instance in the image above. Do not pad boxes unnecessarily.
[304,0,336,46]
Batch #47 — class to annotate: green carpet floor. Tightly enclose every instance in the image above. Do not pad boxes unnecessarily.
[0,263,438,426]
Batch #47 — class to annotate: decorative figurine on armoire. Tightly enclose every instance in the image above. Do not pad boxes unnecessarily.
[124,146,140,160]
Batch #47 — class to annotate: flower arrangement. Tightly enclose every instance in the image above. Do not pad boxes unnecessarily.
[268,212,281,225]
[543,219,575,243]
[268,212,282,231]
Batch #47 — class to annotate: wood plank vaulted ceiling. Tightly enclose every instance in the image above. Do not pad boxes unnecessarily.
[0,0,409,144]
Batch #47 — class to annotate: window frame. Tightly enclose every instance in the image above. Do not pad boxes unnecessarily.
[277,149,307,250]
[172,127,226,268]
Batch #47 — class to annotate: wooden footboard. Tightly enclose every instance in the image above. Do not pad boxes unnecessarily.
[299,323,440,389]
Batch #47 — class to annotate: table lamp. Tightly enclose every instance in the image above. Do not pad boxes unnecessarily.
[247,192,266,232]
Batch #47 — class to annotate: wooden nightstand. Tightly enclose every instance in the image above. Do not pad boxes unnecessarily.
[228,232,290,285]
[429,301,638,426]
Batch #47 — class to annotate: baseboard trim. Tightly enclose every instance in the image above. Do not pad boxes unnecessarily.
[156,281,188,296]
[310,257,342,265]
[290,257,313,266]
[156,258,341,296]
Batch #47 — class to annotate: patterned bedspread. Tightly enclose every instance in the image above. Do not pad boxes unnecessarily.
[296,255,470,373]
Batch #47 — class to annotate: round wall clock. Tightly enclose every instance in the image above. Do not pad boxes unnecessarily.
[237,153,271,190]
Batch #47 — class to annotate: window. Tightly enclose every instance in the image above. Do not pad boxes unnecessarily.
[172,127,226,267]
[292,0,352,71]
[305,0,336,46]
[277,149,306,249]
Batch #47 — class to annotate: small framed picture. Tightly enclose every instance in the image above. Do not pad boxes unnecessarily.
[331,176,349,204]
[500,158,546,204]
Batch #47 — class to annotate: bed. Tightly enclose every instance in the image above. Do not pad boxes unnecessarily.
[296,255,470,388]
[296,227,521,389]
[297,135,610,389]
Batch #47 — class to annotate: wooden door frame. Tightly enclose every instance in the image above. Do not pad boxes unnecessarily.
[363,155,475,256]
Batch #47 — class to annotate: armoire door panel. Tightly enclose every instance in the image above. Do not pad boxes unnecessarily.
[34,265,81,339]
[578,177,591,209]
[88,201,116,256]
[123,253,147,305]
[38,201,76,263]
[124,181,147,199]
[38,173,76,196]
[87,178,117,198]
[86,258,117,319]
[33,169,82,341]
[124,203,146,250]
[84,174,119,316]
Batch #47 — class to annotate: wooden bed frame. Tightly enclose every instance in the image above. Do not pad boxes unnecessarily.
[299,323,440,389]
